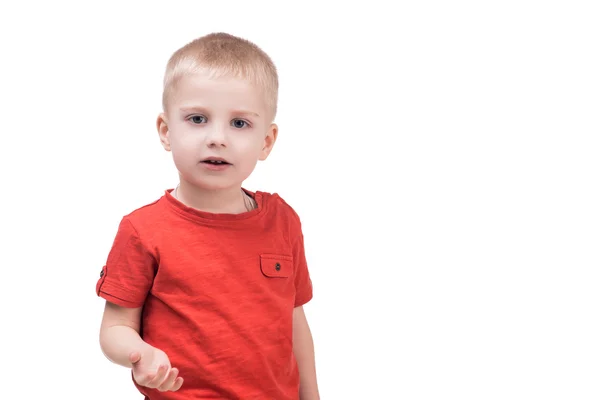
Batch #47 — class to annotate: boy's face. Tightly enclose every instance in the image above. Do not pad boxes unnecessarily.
[157,72,277,191]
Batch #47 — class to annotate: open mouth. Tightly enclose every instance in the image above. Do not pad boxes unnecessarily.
[202,160,230,165]
[201,157,232,166]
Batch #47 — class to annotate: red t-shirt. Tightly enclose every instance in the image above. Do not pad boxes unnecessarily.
[96,188,313,399]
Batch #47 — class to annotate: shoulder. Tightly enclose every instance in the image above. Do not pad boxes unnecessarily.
[119,192,168,230]
[258,190,303,230]
[108,192,171,256]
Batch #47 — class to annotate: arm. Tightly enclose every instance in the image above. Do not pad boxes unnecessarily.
[99,301,152,368]
[99,301,184,391]
[293,306,320,400]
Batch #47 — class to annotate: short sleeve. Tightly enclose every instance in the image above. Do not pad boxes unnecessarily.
[96,217,156,308]
[293,231,313,307]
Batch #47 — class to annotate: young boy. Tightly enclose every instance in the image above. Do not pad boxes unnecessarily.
[96,32,320,400]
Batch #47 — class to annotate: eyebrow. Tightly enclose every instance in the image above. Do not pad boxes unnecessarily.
[180,107,260,117]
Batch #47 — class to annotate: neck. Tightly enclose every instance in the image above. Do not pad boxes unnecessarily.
[174,180,252,214]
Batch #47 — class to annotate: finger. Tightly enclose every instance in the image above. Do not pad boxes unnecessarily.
[135,367,159,387]
[171,377,184,391]
[146,365,169,388]
[157,368,179,392]
[135,371,155,387]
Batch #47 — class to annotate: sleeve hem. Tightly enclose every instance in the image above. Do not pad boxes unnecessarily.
[294,290,313,307]
[97,281,146,308]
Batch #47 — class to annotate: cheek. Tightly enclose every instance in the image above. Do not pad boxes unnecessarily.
[238,141,265,161]
[237,133,265,152]
[169,137,200,163]
[237,137,262,151]
[169,125,200,149]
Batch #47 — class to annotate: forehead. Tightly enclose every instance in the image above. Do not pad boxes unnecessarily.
[168,72,266,113]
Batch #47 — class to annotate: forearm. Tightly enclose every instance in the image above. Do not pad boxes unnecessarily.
[293,307,320,400]
[100,325,152,368]
[296,335,319,400]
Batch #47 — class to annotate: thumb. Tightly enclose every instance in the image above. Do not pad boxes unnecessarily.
[129,351,141,365]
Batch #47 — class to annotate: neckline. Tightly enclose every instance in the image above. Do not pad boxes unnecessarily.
[163,187,265,225]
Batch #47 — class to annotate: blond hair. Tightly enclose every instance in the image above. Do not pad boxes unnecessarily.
[162,32,279,120]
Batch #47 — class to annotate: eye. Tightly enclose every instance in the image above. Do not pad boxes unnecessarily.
[189,115,207,124]
[231,119,250,129]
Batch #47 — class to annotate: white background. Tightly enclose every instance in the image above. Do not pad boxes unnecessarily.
[1,1,599,399]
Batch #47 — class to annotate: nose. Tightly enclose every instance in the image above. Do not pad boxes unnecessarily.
[205,124,227,147]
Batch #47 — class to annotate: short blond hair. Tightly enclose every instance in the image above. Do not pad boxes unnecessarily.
[162,32,279,120]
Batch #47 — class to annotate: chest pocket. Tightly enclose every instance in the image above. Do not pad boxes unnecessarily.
[260,254,293,278]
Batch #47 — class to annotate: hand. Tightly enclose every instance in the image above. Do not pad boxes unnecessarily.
[129,347,184,392]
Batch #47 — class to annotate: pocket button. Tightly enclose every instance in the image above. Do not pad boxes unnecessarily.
[260,254,292,278]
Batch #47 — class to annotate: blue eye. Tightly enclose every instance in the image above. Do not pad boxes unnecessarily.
[190,115,207,124]
[232,119,249,129]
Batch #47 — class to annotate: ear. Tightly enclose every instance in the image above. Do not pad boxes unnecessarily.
[259,123,278,161]
[157,113,171,151]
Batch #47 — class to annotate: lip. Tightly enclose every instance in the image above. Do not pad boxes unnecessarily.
[200,156,232,171]
[201,156,231,164]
